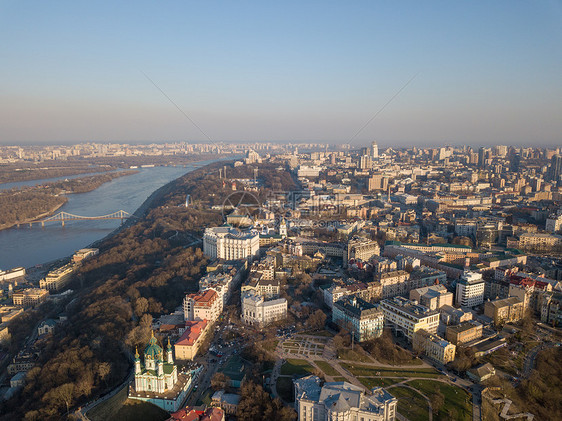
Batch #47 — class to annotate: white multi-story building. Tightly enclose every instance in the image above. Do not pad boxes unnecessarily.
[241,291,287,327]
[545,214,562,233]
[455,271,485,307]
[379,296,440,341]
[294,376,397,421]
[203,227,259,260]
[183,289,221,322]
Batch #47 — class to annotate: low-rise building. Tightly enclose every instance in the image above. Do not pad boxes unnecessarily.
[467,363,496,383]
[380,297,439,341]
[174,321,210,360]
[439,305,473,325]
[294,375,397,421]
[72,248,99,263]
[38,319,57,335]
[445,321,483,345]
[484,297,524,326]
[211,390,240,416]
[169,406,225,421]
[332,296,384,342]
[413,329,456,364]
[409,285,453,310]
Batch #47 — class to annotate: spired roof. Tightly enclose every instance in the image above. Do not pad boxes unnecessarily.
[144,331,163,359]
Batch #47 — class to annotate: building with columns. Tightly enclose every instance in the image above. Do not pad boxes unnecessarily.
[203,226,260,260]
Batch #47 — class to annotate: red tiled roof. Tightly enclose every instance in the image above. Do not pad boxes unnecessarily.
[175,321,208,347]
[168,407,224,421]
[186,290,218,308]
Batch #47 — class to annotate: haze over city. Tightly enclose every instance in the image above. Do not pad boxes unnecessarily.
[1,1,561,146]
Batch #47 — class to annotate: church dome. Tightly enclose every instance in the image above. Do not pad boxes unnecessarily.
[144,332,163,359]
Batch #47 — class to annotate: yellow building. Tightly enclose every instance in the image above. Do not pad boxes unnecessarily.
[12,288,49,307]
[174,321,210,360]
[484,297,525,326]
[445,321,483,345]
[413,329,456,365]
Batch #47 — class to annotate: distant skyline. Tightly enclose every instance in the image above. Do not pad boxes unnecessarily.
[1,1,561,146]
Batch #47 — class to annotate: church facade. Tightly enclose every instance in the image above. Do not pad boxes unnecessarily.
[129,332,197,412]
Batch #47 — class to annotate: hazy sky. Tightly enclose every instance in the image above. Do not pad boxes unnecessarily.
[1,1,561,147]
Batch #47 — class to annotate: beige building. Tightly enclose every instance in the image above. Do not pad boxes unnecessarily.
[40,263,76,291]
[376,270,410,299]
[413,329,456,365]
[484,297,525,326]
[439,305,473,325]
[518,233,562,251]
[183,289,221,323]
[409,285,453,310]
[347,236,380,262]
[174,321,210,360]
[445,321,483,345]
[12,288,48,307]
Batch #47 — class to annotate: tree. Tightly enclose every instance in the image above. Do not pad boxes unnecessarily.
[134,297,149,317]
[43,383,75,415]
[211,372,230,391]
[430,389,445,415]
[306,309,327,331]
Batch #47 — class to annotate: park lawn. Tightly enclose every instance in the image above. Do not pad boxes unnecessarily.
[280,359,316,376]
[338,348,372,363]
[341,363,441,378]
[389,386,429,421]
[358,377,404,389]
[314,360,340,377]
[332,376,347,382]
[408,380,473,421]
[87,386,128,421]
[112,399,169,421]
[276,377,294,402]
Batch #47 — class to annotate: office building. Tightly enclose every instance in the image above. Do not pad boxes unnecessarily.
[455,271,485,307]
[380,297,439,341]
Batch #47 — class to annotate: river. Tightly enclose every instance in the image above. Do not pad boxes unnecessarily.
[0,160,217,269]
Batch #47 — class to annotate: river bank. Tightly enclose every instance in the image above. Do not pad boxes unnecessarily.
[0,157,234,271]
[0,171,138,232]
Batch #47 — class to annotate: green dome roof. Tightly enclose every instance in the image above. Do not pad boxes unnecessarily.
[144,332,163,359]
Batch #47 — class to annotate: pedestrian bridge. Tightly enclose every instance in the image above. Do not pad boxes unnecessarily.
[30,210,134,227]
